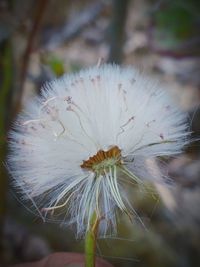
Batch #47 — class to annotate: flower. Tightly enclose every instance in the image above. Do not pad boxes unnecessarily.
[7,64,189,237]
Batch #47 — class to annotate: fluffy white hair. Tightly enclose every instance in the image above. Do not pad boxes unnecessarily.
[7,64,189,237]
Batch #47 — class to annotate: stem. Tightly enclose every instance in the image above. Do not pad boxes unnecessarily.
[85,212,100,267]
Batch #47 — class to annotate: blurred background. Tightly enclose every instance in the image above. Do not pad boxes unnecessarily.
[0,0,200,266]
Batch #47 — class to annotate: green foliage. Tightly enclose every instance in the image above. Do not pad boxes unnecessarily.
[46,56,65,77]
[153,0,200,49]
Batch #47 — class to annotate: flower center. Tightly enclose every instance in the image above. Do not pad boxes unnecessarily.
[81,146,122,173]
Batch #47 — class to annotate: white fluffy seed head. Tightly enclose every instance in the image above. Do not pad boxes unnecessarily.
[7,64,189,237]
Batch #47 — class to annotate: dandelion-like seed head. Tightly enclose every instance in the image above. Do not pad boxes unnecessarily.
[7,64,189,237]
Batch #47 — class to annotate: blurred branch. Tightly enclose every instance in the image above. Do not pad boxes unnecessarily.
[42,1,107,50]
[0,41,12,244]
[0,44,12,141]
[14,0,49,114]
[108,0,130,64]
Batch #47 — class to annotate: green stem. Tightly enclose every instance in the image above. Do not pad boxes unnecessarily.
[85,212,99,267]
